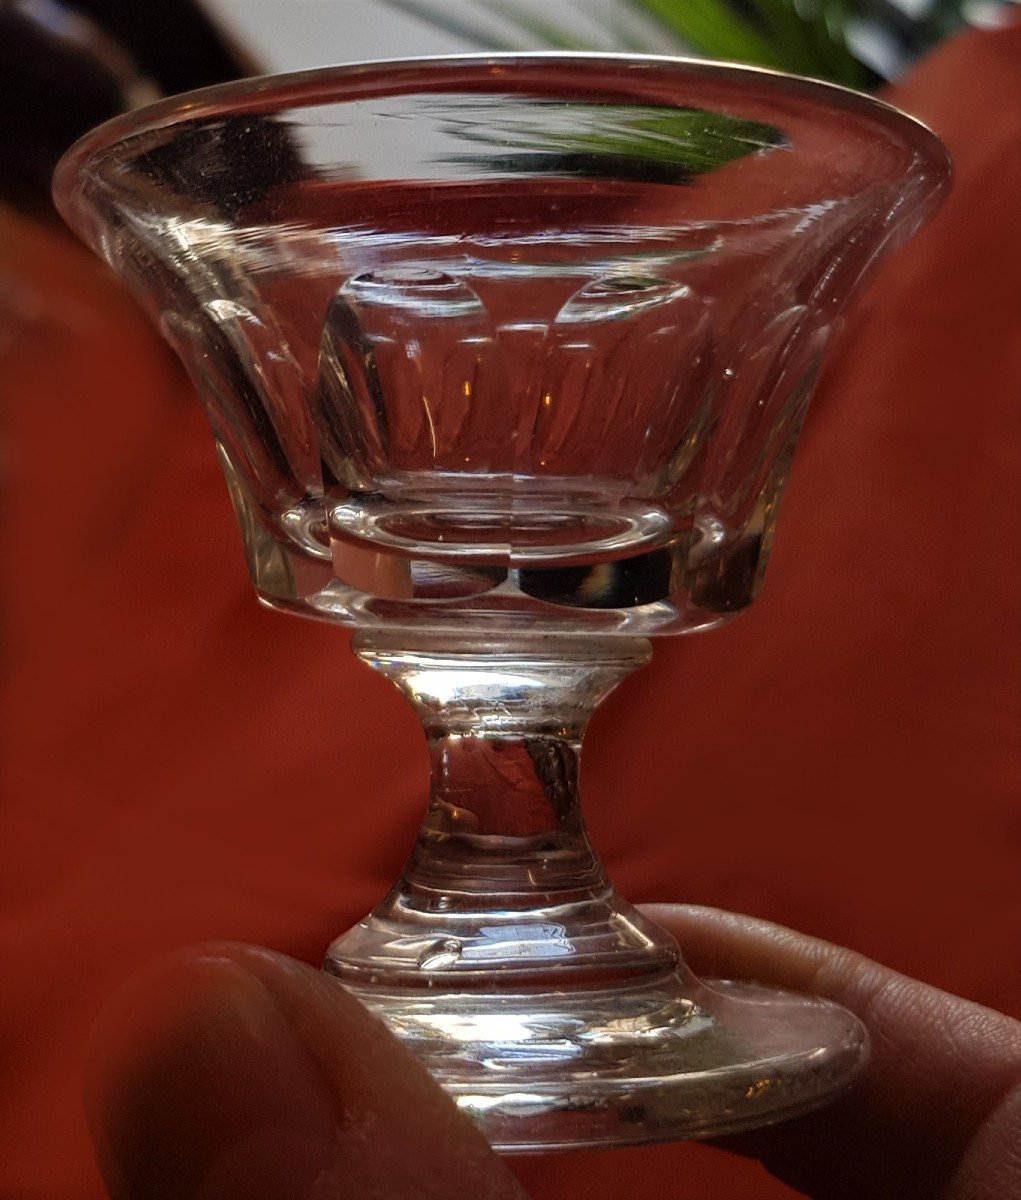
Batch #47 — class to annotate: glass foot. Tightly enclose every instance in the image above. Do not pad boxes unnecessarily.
[324,633,867,1150]
[333,967,867,1152]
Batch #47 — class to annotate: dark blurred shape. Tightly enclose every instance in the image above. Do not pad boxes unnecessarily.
[0,0,245,220]
[0,8,125,218]
[131,115,307,220]
[68,0,246,96]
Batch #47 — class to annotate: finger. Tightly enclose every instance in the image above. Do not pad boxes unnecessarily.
[85,942,528,1200]
[642,904,1021,1200]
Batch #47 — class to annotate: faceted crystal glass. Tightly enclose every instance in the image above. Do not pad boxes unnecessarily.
[55,55,949,1151]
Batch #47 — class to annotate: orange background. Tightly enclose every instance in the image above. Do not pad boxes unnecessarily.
[2,22,1019,1198]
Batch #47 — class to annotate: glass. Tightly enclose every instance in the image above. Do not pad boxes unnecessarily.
[54,54,949,1151]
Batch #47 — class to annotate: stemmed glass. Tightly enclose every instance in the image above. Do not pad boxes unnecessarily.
[54,54,948,1152]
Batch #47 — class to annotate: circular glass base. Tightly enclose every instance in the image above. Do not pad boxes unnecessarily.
[338,969,868,1152]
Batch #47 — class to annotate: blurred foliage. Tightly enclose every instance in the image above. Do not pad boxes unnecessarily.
[439,98,788,182]
[386,0,1004,89]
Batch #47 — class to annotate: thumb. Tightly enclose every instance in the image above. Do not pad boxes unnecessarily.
[85,942,529,1200]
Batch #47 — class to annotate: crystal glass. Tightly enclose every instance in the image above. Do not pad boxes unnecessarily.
[54,55,949,1152]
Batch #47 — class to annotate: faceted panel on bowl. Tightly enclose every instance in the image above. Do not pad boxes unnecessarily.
[56,57,949,635]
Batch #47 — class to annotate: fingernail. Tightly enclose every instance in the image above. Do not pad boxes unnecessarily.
[91,955,339,1200]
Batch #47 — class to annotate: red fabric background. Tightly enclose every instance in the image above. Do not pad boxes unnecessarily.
[2,22,1019,1198]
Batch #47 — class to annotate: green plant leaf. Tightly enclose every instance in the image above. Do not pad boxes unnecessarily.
[391,0,955,90]
[633,0,785,67]
[441,99,788,184]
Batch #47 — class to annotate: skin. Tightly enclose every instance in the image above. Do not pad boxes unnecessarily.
[85,907,1021,1200]
[646,906,1021,1200]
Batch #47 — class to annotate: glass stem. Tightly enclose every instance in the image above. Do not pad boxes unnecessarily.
[325,630,680,989]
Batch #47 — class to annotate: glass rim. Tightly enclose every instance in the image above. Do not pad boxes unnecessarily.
[53,50,950,214]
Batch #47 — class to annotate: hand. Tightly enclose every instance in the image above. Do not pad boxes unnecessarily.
[646,906,1021,1200]
[86,908,1021,1199]
[85,941,527,1200]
